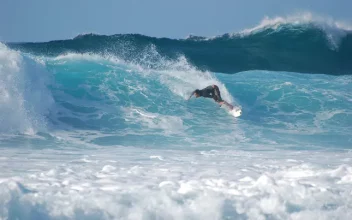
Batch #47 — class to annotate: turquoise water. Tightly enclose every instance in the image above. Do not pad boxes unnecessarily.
[36,54,351,150]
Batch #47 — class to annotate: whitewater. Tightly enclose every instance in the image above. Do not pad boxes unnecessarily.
[1,14,352,220]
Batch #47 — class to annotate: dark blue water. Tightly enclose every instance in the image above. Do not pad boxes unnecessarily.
[7,23,352,75]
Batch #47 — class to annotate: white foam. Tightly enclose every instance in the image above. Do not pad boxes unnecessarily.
[313,110,346,131]
[0,43,54,134]
[0,148,351,219]
[241,12,352,34]
[150,155,164,161]
[53,52,123,64]
[124,107,186,135]
[228,108,242,118]
[238,12,352,50]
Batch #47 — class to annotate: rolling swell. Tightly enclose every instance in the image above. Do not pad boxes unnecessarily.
[7,23,352,75]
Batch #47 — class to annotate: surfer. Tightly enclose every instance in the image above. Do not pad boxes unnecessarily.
[188,85,234,110]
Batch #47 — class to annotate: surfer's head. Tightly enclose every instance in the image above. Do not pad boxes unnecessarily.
[194,89,201,97]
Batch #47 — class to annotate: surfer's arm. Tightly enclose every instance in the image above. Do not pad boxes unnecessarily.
[220,100,234,110]
[187,90,196,100]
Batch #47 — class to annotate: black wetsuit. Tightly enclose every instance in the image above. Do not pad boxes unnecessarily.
[198,85,223,102]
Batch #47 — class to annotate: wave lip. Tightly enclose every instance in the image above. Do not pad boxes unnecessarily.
[240,12,352,34]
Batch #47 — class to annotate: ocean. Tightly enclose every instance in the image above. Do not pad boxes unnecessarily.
[0,15,352,220]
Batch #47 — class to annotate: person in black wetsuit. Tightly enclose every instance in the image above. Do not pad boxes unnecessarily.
[188,85,234,110]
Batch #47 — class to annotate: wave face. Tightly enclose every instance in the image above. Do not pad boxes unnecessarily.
[1,43,350,149]
[7,17,352,75]
[1,15,352,220]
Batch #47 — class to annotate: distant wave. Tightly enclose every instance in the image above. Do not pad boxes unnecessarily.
[6,13,352,75]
